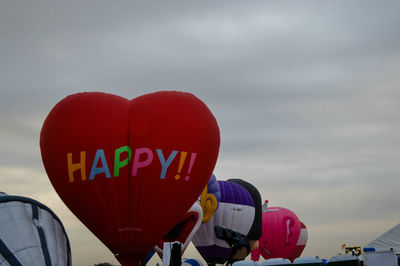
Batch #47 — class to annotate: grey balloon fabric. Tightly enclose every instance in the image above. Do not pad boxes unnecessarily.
[0,193,71,266]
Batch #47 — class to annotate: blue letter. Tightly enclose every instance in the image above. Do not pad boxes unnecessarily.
[156,149,178,179]
[89,149,111,180]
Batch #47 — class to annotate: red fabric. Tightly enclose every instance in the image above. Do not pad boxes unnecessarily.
[40,91,220,265]
[288,221,308,261]
[156,211,200,249]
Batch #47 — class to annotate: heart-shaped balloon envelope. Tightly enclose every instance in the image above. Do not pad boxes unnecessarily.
[40,91,220,265]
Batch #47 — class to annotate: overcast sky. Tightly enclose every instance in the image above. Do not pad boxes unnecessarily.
[1,1,400,265]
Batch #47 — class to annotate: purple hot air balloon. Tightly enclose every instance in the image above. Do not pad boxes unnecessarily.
[192,179,261,265]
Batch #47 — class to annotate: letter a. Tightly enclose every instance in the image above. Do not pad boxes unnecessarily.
[89,149,111,180]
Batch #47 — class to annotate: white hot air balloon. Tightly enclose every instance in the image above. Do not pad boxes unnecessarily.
[0,192,72,266]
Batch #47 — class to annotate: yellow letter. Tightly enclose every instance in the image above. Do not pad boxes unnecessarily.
[67,151,86,182]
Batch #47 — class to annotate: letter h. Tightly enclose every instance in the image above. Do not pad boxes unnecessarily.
[67,151,86,182]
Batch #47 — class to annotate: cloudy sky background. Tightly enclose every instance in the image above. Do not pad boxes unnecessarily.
[1,1,399,265]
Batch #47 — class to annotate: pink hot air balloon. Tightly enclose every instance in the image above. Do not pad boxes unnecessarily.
[288,221,308,261]
[251,201,301,262]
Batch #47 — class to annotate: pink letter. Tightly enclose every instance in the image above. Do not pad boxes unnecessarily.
[131,148,153,176]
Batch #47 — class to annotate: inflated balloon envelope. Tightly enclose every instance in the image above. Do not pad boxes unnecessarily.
[251,203,301,262]
[0,193,72,266]
[40,91,220,265]
[192,179,262,265]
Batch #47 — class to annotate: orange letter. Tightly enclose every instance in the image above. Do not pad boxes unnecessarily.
[67,151,86,182]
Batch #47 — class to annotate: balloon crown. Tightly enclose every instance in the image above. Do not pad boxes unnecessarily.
[262,200,269,212]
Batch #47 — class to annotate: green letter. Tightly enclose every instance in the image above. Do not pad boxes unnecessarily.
[114,146,132,177]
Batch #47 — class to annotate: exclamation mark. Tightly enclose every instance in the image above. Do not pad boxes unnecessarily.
[175,151,187,180]
[184,153,197,181]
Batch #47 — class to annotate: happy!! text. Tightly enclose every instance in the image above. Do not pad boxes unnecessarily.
[67,146,197,183]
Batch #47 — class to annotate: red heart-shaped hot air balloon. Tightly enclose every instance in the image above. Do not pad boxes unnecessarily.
[40,91,220,265]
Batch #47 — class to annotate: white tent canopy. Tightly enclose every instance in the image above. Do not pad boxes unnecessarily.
[366,223,400,254]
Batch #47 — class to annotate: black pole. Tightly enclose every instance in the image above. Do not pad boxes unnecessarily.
[170,242,182,266]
